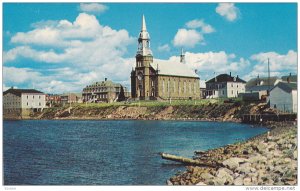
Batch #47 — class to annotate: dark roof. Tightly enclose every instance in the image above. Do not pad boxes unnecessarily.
[3,88,44,97]
[86,80,121,88]
[271,82,297,93]
[206,74,246,83]
[281,75,297,83]
[246,76,280,88]
[246,85,270,92]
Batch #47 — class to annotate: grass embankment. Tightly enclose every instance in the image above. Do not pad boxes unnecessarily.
[33,98,255,121]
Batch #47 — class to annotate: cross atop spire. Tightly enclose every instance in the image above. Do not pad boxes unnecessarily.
[142,14,147,31]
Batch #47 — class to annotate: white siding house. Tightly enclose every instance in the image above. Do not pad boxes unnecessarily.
[205,73,246,99]
[3,88,46,118]
[269,82,297,113]
[21,93,46,109]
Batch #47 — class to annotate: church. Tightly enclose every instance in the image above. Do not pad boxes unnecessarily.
[131,15,200,100]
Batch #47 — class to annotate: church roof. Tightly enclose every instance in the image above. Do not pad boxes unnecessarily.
[150,59,199,78]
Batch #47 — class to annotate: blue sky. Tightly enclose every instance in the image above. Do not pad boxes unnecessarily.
[3,3,297,93]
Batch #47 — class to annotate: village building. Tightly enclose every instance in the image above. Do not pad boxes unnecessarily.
[269,82,297,113]
[46,94,61,107]
[82,78,129,103]
[205,73,246,98]
[245,76,282,94]
[200,87,206,99]
[131,15,200,100]
[281,73,297,83]
[3,88,46,118]
[60,93,83,105]
[241,76,282,101]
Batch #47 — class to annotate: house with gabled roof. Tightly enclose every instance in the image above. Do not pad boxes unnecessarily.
[205,73,246,98]
[245,75,282,94]
[3,87,46,118]
[269,82,297,113]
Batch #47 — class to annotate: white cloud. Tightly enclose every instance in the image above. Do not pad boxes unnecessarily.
[79,3,108,14]
[10,13,104,47]
[158,44,170,52]
[3,13,135,94]
[244,50,297,80]
[185,19,215,34]
[173,29,203,48]
[3,67,43,84]
[163,51,250,81]
[216,3,239,22]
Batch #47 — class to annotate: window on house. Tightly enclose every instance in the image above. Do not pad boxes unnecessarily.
[162,80,165,93]
[39,102,41,106]
[39,95,41,99]
[27,102,28,106]
[232,90,233,95]
[27,96,28,99]
[231,83,233,87]
[222,90,225,95]
[184,82,186,93]
[189,83,191,93]
[167,80,170,93]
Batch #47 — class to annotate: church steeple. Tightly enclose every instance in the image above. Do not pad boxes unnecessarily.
[137,15,152,56]
[180,48,185,63]
[142,14,147,31]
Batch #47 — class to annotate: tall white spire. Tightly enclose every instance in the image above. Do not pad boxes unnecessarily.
[137,14,152,56]
[142,14,147,31]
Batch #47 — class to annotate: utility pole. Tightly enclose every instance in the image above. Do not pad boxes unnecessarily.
[268,58,270,96]
[69,92,71,107]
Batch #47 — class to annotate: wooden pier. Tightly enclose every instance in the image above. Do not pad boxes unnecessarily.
[242,114,297,123]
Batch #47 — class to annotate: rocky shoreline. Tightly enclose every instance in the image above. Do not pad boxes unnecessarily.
[167,122,298,186]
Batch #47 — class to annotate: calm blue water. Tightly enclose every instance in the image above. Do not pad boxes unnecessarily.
[3,120,267,185]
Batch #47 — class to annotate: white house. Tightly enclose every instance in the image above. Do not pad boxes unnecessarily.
[3,88,46,118]
[205,73,246,98]
[269,82,297,113]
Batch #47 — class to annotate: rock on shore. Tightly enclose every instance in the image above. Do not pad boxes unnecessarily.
[168,124,297,186]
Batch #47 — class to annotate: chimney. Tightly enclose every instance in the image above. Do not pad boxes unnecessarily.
[105,78,107,81]
[286,73,292,83]
[230,72,231,77]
